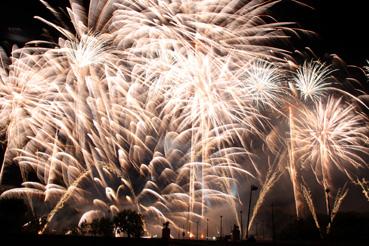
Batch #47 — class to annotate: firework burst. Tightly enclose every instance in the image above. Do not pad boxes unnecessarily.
[295,97,368,179]
[0,0,367,237]
[294,97,368,217]
[294,61,332,102]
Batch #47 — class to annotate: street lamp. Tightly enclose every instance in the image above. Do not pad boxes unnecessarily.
[240,210,243,240]
[206,218,209,239]
[271,203,276,242]
[220,215,223,239]
[246,185,258,239]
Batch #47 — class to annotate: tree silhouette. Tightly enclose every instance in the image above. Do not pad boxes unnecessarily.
[23,215,47,234]
[114,210,143,238]
[78,221,91,235]
[79,217,114,236]
[92,217,114,236]
[0,198,29,235]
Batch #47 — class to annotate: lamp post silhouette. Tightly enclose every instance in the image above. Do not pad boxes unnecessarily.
[271,203,276,242]
[246,185,258,239]
[240,210,243,240]
[206,218,209,239]
[220,215,223,239]
[262,219,265,240]
[187,205,190,239]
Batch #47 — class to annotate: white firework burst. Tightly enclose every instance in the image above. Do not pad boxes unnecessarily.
[294,61,332,102]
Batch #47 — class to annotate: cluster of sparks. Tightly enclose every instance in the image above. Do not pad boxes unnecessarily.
[0,0,368,237]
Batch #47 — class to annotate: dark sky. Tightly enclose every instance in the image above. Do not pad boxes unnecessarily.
[273,0,369,66]
[0,0,369,66]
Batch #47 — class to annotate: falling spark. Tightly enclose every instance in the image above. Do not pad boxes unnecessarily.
[326,184,349,235]
[248,155,284,231]
[354,178,369,202]
[301,183,321,236]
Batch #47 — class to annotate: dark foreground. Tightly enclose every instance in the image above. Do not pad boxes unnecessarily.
[1,235,368,246]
